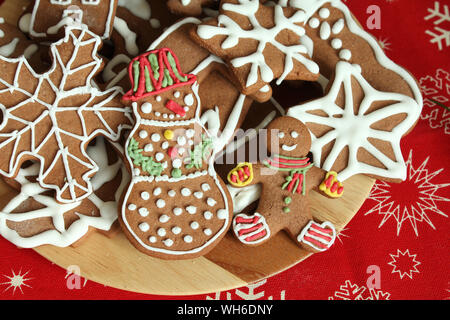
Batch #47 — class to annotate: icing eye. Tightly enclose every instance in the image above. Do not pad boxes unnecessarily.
[278,132,285,139]
[291,131,299,138]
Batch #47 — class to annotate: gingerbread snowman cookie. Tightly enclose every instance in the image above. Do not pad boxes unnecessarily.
[119,48,233,260]
[227,116,343,252]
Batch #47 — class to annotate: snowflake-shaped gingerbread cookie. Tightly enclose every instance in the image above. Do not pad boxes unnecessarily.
[0,25,132,203]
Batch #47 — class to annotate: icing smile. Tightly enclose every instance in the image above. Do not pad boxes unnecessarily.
[282,144,297,152]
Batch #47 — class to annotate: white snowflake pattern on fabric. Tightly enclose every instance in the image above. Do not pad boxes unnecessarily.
[419,69,450,135]
[0,269,32,295]
[365,150,450,236]
[424,1,450,51]
[328,280,391,300]
[206,279,286,300]
[387,249,421,280]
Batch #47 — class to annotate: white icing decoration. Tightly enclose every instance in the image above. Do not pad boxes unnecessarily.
[118,0,151,20]
[194,191,203,199]
[181,188,191,196]
[113,17,139,56]
[149,236,157,243]
[151,133,161,142]
[190,221,199,230]
[163,239,173,247]
[291,131,299,138]
[162,141,169,149]
[331,38,342,49]
[201,183,211,192]
[203,211,213,220]
[204,229,212,236]
[282,144,297,152]
[139,223,150,232]
[159,215,170,223]
[157,228,166,237]
[173,207,182,216]
[139,130,148,139]
[168,190,176,197]
[196,0,319,87]
[141,191,150,200]
[128,203,137,211]
[172,226,181,234]
[186,206,197,214]
[0,38,20,57]
[319,8,330,18]
[174,91,181,98]
[207,198,217,207]
[144,144,154,152]
[141,102,152,114]
[138,207,149,217]
[332,18,345,34]
[172,159,182,169]
[184,93,194,106]
[287,61,421,181]
[309,17,320,28]
[0,137,129,248]
[339,49,352,61]
[153,187,162,196]
[155,152,164,162]
[320,21,331,40]
[184,235,193,243]
[177,136,187,146]
[156,199,166,208]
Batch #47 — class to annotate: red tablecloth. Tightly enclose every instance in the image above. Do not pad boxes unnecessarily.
[0,0,448,300]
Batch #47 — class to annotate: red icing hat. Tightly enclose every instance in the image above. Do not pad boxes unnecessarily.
[122,48,197,102]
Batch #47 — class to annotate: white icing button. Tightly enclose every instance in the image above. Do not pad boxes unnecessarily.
[188,140,194,146]
[178,148,185,155]
[141,191,150,200]
[278,132,285,139]
[184,106,189,112]
[184,235,193,243]
[309,17,320,29]
[217,209,228,220]
[172,159,182,169]
[151,133,161,142]
[320,21,331,40]
[141,102,152,114]
[149,236,157,243]
[155,112,161,117]
[144,144,153,152]
[172,226,181,235]
[186,206,197,214]
[157,228,166,237]
[139,130,148,139]
[155,152,164,162]
[201,183,211,192]
[169,114,174,119]
[163,239,173,247]
[319,8,330,19]
[203,211,213,220]
[186,129,195,138]
[138,207,149,217]
[133,168,140,176]
[156,96,162,102]
[139,223,150,232]
[207,198,217,207]
[291,131,299,138]
[331,38,342,49]
[163,113,168,119]
[174,91,181,98]
[161,141,169,149]
[128,203,137,211]
[153,187,162,196]
[184,93,194,106]
[332,18,345,34]
[194,191,203,199]
[190,221,199,230]
[168,190,176,197]
[177,136,187,146]
[339,49,352,61]
[156,199,166,208]
[181,188,191,196]
[173,207,182,216]
[159,215,170,223]
[204,229,212,236]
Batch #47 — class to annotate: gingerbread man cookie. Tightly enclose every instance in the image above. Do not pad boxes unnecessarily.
[227,116,343,252]
[119,48,233,260]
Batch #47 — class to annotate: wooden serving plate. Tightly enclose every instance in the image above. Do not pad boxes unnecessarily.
[0,0,375,295]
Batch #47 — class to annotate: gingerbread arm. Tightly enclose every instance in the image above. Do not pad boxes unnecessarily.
[226,162,268,188]
[308,167,344,199]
